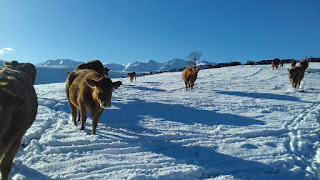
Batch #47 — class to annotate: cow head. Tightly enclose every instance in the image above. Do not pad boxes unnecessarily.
[87,76,122,109]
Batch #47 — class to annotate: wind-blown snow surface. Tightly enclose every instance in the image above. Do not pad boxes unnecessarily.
[7,63,320,180]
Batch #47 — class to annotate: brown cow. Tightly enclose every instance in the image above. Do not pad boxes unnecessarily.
[272,58,280,70]
[0,61,37,180]
[127,72,136,82]
[299,59,309,71]
[290,61,296,68]
[288,66,305,89]
[66,69,122,134]
[182,66,200,90]
[279,60,284,68]
[75,60,110,76]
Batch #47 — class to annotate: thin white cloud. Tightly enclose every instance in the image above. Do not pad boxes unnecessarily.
[0,47,14,55]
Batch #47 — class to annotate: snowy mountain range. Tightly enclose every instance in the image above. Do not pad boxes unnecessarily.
[37,59,84,67]
[1,58,215,84]
[36,58,216,72]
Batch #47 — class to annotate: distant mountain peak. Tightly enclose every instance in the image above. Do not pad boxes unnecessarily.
[37,59,83,67]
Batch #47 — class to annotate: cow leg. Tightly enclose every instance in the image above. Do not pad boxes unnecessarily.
[0,138,21,180]
[290,79,294,88]
[91,109,103,135]
[69,103,77,125]
[77,110,80,122]
[79,107,87,130]
[184,81,188,90]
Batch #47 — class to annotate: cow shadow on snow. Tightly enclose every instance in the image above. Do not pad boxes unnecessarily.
[96,99,300,179]
[124,84,167,93]
[104,98,264,127]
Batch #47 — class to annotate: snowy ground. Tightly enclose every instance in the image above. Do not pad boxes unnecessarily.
[6,63,320,179]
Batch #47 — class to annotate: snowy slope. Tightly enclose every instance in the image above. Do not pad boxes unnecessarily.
[5,63,320,180]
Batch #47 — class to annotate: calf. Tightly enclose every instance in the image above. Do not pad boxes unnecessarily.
[271,58,280,70]
[127,72,136,82]
[66,69,122,134]
[75,60,110,76]
[0,61,37,180]
[288,66,305,89]
[182,66,200,90]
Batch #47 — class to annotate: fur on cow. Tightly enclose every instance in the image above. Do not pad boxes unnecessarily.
[299,59,309,71]
[290,61,296,68]
[271,58,280,70]
[127,72,136,82]
[182,66,200,90]
[66,69,122,134]
[75,60,110,76]
[0,61,37,180]
[288,66,305,89]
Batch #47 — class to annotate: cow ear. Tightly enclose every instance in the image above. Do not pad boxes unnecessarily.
[105,68,110,72]
[112,81,122,90]
[87,79,99,88]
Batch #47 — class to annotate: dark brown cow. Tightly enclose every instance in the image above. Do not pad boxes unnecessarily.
[66,69,122,134]
[288,66,305,89]
[127,72,136,82]
[271,58,280,70]
[279,60,284,68]
[75,60,110,76]
[0,61,37,180]
[182,66,200,90]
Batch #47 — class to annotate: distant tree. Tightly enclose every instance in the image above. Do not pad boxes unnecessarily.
[187,51,202,66]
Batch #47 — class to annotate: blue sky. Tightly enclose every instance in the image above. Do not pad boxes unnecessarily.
[0,0,319,65]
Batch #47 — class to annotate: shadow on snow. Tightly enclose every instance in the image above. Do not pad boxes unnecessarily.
[96,99,300,179]
[216,90,311,102]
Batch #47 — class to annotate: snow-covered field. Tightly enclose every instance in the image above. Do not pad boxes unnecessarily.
[6,63,320,179]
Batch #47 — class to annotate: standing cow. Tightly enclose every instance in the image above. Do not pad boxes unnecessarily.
[182,66,200,90]
[271,58,280,70]
[0,61,38,180]
[288,67,305,89]
[66,69,122,134]
[127,72,136,82]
